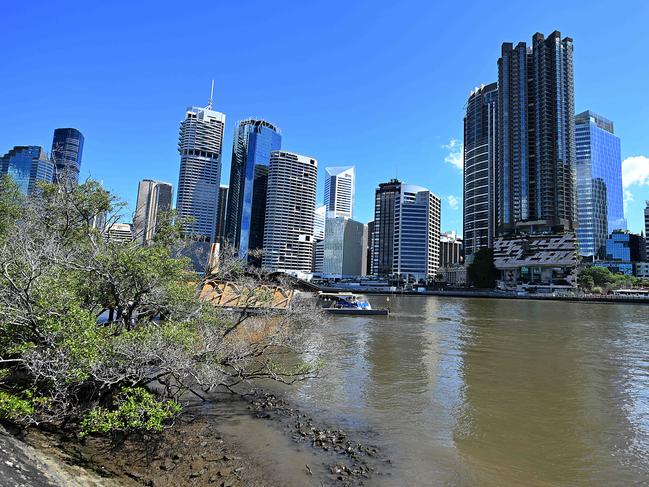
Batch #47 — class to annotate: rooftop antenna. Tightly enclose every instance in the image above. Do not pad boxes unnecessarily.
[207,80,214,109]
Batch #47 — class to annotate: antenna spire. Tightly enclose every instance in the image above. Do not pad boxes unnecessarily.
[207,80,214,109]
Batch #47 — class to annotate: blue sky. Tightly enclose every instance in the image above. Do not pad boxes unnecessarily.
[2,0,649,233]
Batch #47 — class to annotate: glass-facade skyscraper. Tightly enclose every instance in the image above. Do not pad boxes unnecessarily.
[51,128,84,187]
[176,100,225,242]
[575,110,626,259]
[498,31,576,236]
[0,146,54,195]
[225,119,281,259]
[463,82,497,258]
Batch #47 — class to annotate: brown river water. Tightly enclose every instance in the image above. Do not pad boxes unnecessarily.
[210,295,649,486]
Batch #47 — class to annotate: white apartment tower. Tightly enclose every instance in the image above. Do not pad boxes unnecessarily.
[176,88,225,241]
[133,179,173,245]
[262,151,318,273]
[324,166,355,218]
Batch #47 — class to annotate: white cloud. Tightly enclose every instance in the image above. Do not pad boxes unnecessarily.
[624,189,634,211]
[622,155,649,190]
[442,138,463,171]
[446,195,459,210]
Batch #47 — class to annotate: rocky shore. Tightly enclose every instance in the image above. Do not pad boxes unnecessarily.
[0,391,388,487]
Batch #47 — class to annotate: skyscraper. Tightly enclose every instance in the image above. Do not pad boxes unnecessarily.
[439,231,463,267]
[371,179,441,281]
[176,89,225,242]
[133,179,173,245]
[322,217,367,278]
[215,184,228,244]
[262,151,318,273]
[0,146,53,195]
[324,166,355,218]
[313,204,326,273]
[51,128,84,187]
[575,111,626,259]
[225,119,281,258]
[463,82,498,258]
[498,31,576,235]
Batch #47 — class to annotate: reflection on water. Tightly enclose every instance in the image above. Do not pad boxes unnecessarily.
[290,296,649,486]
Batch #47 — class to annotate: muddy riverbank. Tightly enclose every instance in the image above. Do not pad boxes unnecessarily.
[1,391,387,487]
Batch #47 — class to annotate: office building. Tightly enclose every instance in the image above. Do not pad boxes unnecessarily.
[225,119,281,258]
[366,220,374,275]
[215,185,228,244]
[133,179,173,245]
[313,204,326,273]
[498,31,576,235]
[324,166,355,218]
[176,90,225,242]
[262,151,318,273]
[604,230,644,262]
[51,128,84,187]
[463,82,498,258]
[575,111,626,259]
[439,231,463,267]
[645,201,649,260]
[322,217,367,278]
[371,179,441,281]
[105,223,134,243]
[0,146,53,195]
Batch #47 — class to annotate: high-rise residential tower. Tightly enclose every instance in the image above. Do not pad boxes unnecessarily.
[262,151,318,273]
[1,146,54,195]
[225,119,281,258]
[133,179,173,245]
[575,110,626,259]
[215,184,228,244]
[312,204,326,273]
[324,166,355,218]
[176,88,225,242]
[463,82,498,258]
[498,31,576,236]
[371,179,441,281]
[51,128,84,187]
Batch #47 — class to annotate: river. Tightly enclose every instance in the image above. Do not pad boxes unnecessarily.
[275,295,649,486]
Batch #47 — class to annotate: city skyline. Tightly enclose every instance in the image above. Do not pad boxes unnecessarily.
[2,2,649,234]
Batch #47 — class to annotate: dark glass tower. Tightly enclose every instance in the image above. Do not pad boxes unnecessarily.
[1,146,54,195]
[498,31,576,236]
[215,184,228,244]
[225,119,281,260]
[371,180,400,277]
[463,82,498,259]
[51,128,84,187]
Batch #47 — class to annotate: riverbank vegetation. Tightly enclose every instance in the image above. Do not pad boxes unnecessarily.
[0,175,320,438]
[577,265,649,293]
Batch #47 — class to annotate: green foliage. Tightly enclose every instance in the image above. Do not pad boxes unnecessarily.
[79,387,181,438]
[0,175,24,240]
[0,391,35,422]
[577,266,649,291]
[467,248,498,289]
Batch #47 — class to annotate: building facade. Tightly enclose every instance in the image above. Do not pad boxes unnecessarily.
[105,223,134,243]
[604,230,644,262]
[575,111,626,259]
[215,185,228,244]
[225,119,281,258]
[371,180,441,281]
[1,146,53,195]
[463,82,498,258]
[133,179,173,245]
[262,151,318,273]
[176,101,225,242]
[322,217,367,278]
[51,128,84,187]
[439,231,463,267]
[324,166,355,218]
[498,31,576,235]
[645,201,649,261]
[312,204,326,273]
